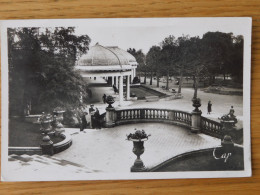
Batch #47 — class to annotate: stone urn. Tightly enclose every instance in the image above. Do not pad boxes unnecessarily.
[219,114,238,131]
[52,107,65,136]
[192,97,201,112]
[127,129,151,172]
[39,112,54,155]
[106,95,115,108]
[39,112,54,135]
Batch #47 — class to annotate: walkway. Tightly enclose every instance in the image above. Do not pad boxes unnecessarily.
[55,124,220,173]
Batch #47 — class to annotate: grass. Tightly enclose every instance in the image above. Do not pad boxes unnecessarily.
[9,118,64,147]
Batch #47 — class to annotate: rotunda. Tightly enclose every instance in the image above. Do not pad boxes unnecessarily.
[75,43,138,106]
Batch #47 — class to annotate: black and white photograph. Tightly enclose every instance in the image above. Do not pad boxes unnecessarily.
[1,18,252,181]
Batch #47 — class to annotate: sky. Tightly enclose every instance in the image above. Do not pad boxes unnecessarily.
[73,18,248,54]
[1,18,250,54]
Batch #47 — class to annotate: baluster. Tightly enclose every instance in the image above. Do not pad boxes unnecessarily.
[117,111,121,120]
[137,110,139,119]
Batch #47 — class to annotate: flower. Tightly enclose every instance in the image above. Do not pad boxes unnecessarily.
[126,129,151,140]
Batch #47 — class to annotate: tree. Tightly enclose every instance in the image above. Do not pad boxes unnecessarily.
[183,37,210,99]
[8,27,91,115]
[160,35,179,90]
[175,35,191,93]
[201,32,234,83]
[127,48,146,83]
[146,46,161,86]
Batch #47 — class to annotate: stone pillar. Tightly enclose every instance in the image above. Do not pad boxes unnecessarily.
[119,76,123,106]
[191,110,202,133]
[105,107,116,127]
[115,76,119,89]
[111,76,114,86]
[41,135,54,155]
[126,75,130,100]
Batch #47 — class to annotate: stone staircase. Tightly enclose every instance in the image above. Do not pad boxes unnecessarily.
[8,154,99,174]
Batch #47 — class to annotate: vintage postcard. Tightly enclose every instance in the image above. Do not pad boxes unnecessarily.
[1,18,252,181]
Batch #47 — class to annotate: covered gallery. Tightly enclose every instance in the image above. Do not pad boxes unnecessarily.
[75,43,138,106]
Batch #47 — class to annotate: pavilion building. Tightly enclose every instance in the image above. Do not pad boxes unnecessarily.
[75,43,138,106]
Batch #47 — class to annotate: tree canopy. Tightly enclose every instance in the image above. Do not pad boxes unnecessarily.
[8,27,91,115]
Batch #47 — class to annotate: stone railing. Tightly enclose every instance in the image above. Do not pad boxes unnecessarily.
[115,108,192,127]
[201,116,223,138]
[105,107,228,140]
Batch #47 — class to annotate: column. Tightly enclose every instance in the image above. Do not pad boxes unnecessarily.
[191,110,202,133]
[131,68,134,81]
[111,76,114,86]
[119,76,123,106]
[126,75,130,100]
[115,76,119,89]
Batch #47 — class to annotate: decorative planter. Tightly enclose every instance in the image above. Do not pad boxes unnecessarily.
[39,112,54,155]
[53,107,65,136]
[40,113,54,135]
[126,129,151,172]
[106,95,115,108]
[130,138,148,172]
[192,98,201,112]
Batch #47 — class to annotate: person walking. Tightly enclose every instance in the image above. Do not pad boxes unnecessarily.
[207,100,212,114]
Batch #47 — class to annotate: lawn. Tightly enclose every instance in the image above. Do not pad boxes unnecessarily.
[9,118,64,147]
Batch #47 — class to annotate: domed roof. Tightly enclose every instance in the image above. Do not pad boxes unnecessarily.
[78,43,137,66]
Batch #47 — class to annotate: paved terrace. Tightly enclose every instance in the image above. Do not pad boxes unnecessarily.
[55,124,220,173]
[86,78,243,129]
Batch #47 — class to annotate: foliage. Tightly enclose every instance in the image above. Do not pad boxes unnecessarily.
[126,129,151,140]
[8,27,91,115]
[127,48,146,78]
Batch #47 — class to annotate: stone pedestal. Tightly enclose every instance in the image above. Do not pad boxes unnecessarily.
[105,107,116,128]
[40,135,54,155]
[131,140,146,172]
[191,110,202,133]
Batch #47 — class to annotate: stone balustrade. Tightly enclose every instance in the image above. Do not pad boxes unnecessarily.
[115,108,192,128]
[105,107,225,139]
[201,116,223,138]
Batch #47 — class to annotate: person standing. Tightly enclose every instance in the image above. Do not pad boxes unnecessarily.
[229,106,235,117]
[207,100,212,114]
[102,94,107,104]
[89,104,95,128]
[80,111,88,132]
[94,108,101,129]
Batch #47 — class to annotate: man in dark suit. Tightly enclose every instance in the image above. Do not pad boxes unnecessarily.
[80,111,88,131]
[89,104,95,128]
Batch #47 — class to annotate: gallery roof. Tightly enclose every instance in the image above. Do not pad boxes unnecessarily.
[77,43,137,67]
